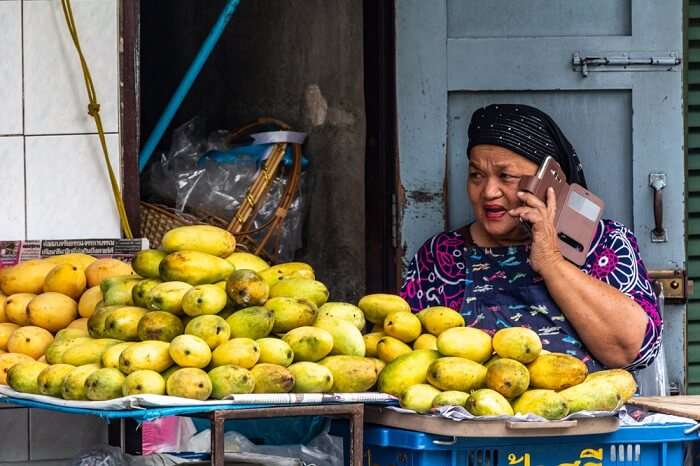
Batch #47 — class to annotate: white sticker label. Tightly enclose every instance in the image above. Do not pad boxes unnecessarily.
[567,190,600,222]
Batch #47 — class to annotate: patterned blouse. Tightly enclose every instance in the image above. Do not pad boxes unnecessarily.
[400,219,662,371]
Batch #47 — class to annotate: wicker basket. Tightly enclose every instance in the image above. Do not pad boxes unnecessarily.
[139,118,303,262]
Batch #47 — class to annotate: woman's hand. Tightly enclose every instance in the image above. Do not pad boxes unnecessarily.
[508,187,564,274]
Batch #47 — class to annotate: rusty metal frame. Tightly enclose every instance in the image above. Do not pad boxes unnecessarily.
[204,404,364,466]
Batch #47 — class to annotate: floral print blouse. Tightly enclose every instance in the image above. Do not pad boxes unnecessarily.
[400,219,662,371]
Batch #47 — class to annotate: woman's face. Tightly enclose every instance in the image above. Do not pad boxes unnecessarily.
[468,144,539,243]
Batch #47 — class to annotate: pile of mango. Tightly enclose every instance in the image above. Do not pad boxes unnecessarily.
[0,225,636,417]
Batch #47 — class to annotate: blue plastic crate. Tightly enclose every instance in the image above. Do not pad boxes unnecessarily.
[364,423,698,466]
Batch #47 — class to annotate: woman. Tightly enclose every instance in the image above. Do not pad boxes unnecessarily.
[400,104,661,371]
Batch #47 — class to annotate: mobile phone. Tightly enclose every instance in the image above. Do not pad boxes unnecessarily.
[518,157,604,265]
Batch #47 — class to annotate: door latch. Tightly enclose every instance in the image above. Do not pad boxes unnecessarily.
[648,269,693,304]
[572,53,681,77]
[649,173,667,243]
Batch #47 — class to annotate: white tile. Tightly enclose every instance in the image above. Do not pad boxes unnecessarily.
[0,2,22,135]
[29,409,108,460]
[24,0,119,135]
[25,134,122,239]
[0,137,26,240]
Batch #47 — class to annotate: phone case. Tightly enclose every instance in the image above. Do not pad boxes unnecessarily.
[519,158,604,265]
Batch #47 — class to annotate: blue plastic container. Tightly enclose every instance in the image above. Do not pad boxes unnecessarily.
[364,423,697,466]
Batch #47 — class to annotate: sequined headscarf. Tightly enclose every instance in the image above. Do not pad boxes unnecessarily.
[467,104,587,188]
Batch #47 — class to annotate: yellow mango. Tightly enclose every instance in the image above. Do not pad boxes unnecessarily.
[162,225,236,257]
[512,389,570,420]
[42,264,87,300]
[437,327,492,363]
[159,251,234,285]
[0,260,56,295]
[45,253,96,271]
[27,292,78,332]
[383,311,422,343]
[492,327,542,363]
[427,357,487,392]
[585,369,637,401]
[527,353,588,390]
[85,259,135,288]
[7,326,54,359]
[78,286,103,318]
[258,262,315,286]
[400,384,441,413]
[417,306,465,335]
[0,352,35,384]
[0,323,20,350]
[225,252,269,273]
[358,294,411,324]
[4,293,35,326]
[377,349,440,397]
[376,336,412,363]
[131,249,168,279]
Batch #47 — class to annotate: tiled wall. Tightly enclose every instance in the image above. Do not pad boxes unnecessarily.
[0,0,122,241]
[0,0,119,463]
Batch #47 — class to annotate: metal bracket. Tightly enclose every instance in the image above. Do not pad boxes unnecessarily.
[648,269,693,304]
[572,52,681,77]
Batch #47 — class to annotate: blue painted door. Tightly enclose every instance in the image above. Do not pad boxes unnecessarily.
[396,1,685,388]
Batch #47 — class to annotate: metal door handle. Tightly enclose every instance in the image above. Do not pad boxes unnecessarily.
[650,173,667,242]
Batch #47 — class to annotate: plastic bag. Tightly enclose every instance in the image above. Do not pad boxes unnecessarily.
[71,445,128,466]
[141,416,198,455]
[141,116,307,260]
[636,284,670,396]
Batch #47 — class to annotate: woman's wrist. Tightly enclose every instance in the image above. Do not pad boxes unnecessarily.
[536,254,570,281]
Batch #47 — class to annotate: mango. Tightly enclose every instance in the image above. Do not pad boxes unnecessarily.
[585,369,637,401]
[61,364,100,400]
[0,323,20,350]
[376,336,412,363]
[38,364,75,397]
[211,338,260,369]
[283,326,334,362]
[363,332,385,357]
[27,292,78,332]
[43,264,86,299]
[384,311,421,343]
[318,302,366,331]
[101,276,142,306]
[169,334,212,368]
[132,250,168,279]
[138,311,184,342]
[132,279,162,308]
[251,363,295,393]
[485,358,530,399]
[432,390,469,408]
[314,317,365,357]
[0,353,34,384]
[67,318,89,332]
[226,270,270,308]
[492,327,542,363]
[102,342,134,369]
[85,368,125,400]
[225,252,269,273]
[8,361,49,393]
[413,334,438,351]
[417,307,465,335]
[358,294,411,324]
[559,380,621,413]
[166,367,213,400]
[7,326,54,359]
[45,253,97,271]
[160,365,181,383]
[528,353,588,390]
[87,304,122,337]
[265,297,317,333]
[103,306,147,341]
[227,306,275,339]
[54,328,89,343]
[185,315,230,349]
[437,327,492,363]
[123,370,166,396]
[0,260,56,295]
[319,356,378,392]
[377,349,440,397]
[512,389,570,420]
[159,251,234,286]
[257,338,294,366]
[427,357,487,392]
[119,341,173,374]
[270,279,329,307]
[0,294,6,323]
[208,365,255,398]
[5,293,37,325]
[45,337,90,364]
[182,284,228,316]
[288,362,334,393]
[145,281,192,314]
[259,262,315,286]
[162,225,236,257]
[63,338,120,366]
[400,383,441,414]
[466,389,514,416]
[370,357,386,375]
[85,259,134,288]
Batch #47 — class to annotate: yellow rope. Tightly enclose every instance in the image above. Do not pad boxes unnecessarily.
[60,0,133,238]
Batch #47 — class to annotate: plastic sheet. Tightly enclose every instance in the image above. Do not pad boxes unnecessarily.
[142,417,198,455]
[141,117,307,260]
[636,285,670,396]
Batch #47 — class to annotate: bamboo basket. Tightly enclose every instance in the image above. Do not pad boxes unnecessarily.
[140,118,303,262]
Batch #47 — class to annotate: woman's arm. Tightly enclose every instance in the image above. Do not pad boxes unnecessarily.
[511,188,651,368]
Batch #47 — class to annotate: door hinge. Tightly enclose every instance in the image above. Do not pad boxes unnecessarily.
[572,52,681,77]
[648,269,693,304]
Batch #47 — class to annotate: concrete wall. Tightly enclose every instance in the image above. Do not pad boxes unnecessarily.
[140,0,367,300]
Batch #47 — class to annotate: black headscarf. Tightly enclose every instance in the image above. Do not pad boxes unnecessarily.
[467,104,587,188]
